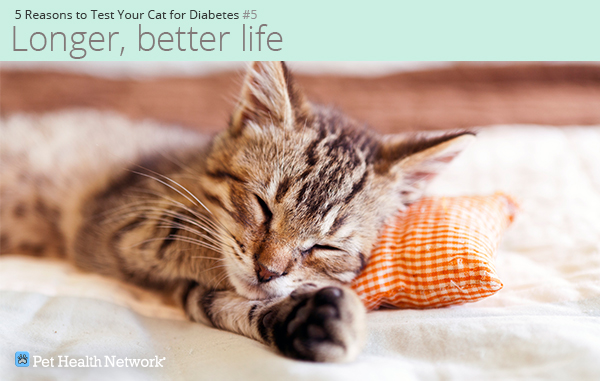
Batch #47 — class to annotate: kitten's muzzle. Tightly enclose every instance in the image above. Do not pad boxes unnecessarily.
[254,239,293,283]
[255,262,286,283]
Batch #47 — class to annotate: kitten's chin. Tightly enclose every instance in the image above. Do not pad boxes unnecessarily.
[228,275,290,300]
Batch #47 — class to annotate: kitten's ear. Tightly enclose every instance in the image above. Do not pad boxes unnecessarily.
[230,61,308,134]
[377,132,475,203]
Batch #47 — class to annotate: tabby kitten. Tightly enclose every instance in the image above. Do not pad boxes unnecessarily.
[0,61,474,362]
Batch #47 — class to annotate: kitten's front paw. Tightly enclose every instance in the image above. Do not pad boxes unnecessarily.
[263,286,366,362]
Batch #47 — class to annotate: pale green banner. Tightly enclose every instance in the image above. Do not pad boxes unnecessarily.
[2,0,599,60]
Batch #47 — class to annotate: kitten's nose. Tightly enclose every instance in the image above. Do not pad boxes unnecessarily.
[255,262,282,283]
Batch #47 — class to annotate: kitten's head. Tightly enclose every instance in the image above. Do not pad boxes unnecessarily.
[202,62,474,299]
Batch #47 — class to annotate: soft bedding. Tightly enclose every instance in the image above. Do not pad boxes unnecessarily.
[1,123,600,380]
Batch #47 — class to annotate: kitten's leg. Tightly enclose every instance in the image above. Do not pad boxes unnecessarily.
[181,282,366,363]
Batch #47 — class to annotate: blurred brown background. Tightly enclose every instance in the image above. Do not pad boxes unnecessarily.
[2,63,600,133]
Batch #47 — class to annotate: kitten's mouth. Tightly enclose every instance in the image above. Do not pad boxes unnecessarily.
[224,257,292,299]
[229,274,289,300]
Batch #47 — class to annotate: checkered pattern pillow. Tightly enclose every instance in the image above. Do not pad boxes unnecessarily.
[351,193,518,310]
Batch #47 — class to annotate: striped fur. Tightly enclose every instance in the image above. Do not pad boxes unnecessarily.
[0,62,473,362]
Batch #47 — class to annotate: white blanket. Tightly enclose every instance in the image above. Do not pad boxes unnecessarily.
[2,124,600,380]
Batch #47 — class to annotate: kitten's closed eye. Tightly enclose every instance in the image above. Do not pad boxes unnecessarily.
[255,195,273,222]
[313,245,342,252]
[302,245,344,256]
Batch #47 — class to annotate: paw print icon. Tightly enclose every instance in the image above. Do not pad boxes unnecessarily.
[15,352,30,367]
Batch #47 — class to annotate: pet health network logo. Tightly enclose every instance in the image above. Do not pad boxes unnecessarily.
[15,351,30,367]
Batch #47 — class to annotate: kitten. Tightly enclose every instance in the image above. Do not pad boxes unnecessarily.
[0,61,474,362]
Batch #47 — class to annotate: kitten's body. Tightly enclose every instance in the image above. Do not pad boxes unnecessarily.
[0,62,473,362]
[1,112,208,260]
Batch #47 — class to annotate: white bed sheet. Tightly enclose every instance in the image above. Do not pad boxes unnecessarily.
[1,124,600,380]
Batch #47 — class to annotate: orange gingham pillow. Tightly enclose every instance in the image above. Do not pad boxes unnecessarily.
[351,193,518,310]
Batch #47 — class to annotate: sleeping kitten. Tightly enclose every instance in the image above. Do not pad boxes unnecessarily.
[0,61,474,362]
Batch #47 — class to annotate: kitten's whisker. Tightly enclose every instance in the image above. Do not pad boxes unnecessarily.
[108,205,227,244]
[136,208,231,245]
[212,272,231,290]
[102,211,229,251]
[189,256,225,261]
[129,214,227,248]
[128,187,236,243]
[116,153,224,230]
[129,170,201,209]
[159,200,230,239]
[155,223,228,249]
[197,263,229,274]
[191,264,231,282]
[96,199,158,218]
[108,210,227,248]
[166,235,226,252]
[130,165,217,221]
[99,182,238,251]
[129,236,223,253]
[124,190,223,232]
[155,151,199,177]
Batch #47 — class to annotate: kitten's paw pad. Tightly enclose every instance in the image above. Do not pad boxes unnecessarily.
[273,287,365,362]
